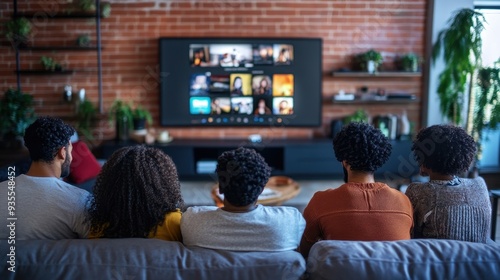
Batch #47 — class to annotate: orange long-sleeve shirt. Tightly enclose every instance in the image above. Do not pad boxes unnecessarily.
[300,183,413,256]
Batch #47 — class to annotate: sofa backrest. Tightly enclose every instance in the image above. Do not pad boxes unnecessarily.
[0,239,305,280]
[307,239,500,280]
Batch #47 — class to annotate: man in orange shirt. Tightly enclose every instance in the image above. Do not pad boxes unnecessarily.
[300,122,413,258]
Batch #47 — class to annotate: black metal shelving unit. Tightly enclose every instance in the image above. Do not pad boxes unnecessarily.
[12,0,104,113]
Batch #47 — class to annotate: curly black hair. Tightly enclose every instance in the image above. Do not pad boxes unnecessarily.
[412,124,476,175]
[333,122,392,172]
[216,147,271,207]
[87,145,184,238]
[24,116,75,162]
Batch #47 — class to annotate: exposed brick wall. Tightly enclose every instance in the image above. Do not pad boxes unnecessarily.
[0,0,426,141]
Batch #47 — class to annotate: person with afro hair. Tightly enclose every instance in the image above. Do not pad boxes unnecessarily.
[300,122,413,258]
[405,124,492,243]
[87,145,184,241]
[0,116,90,240]
[181,147,305,251]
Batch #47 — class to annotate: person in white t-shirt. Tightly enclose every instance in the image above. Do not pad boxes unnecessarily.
[181,147,305,251]
[0,117,90,240]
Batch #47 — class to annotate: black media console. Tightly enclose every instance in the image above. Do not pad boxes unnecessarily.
[98,138,419,181]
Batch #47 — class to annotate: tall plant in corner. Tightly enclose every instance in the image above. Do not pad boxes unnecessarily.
[432,8,485,125]
[471,60,500,160]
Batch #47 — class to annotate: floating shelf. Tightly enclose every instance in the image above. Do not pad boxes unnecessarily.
[326,98,419,105]
[331,71,422,78]
[18,46,101,51]
[14,13,97,19]
[18,70,75,75]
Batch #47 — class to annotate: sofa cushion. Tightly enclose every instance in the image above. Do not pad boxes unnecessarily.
[69,141,101,184]
[307,239,500,280]
[0,239,305,280]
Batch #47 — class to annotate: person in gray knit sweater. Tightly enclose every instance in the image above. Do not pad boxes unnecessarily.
[405,124,492,243]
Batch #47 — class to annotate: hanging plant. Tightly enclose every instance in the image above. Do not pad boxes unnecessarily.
[432,8,485,125]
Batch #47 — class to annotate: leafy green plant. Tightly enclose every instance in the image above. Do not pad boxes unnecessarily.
[78,0,96,11]
[399,52,420,72]
[471,61,500,160]
[4,17,32,45]
[132,106,153,125]
[40,56,62,71]
[354,49,383,72]
[101,2,112,18]
[108,100,133,129]
[76,99,97,141]
[0,88,36,138]
[76,34,91,47]
[432,8,485,125]
[343,109,369,125]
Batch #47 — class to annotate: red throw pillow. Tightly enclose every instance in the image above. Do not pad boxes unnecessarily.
[69,141,101,184]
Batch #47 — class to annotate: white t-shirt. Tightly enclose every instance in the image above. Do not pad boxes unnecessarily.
[181,205,305,251]
[0,174,90,240]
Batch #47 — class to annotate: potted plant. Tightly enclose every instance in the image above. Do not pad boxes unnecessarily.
[4,17,32,47]
[77,0,111,17]
[76,34,91,47]
[343,109,369,125]
[40,56,63,71]
[0,88,36,149]
[432,8,485,125]
[471,61,500,163]
[78,0,96,11]
[76,99,97,142]
[101,2,112,18]
[398,53,420,72]
[108,100,133,141]
[354,49,383,73]
[132,106,153,131]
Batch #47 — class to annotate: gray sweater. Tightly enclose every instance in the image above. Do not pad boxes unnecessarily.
[181,205,305,251]
[405,177,491,243]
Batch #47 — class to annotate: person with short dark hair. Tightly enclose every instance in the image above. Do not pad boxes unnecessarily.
[300,122,413,258]
[181,147,305,251]
[405,124,492,243]
[0,116,90,239]
[87,146,184,241]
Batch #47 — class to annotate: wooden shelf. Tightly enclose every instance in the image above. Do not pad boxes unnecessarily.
[18,70,75,75]
[14,13,97,19]
[326,98,419,105]
[18,46,101,51]
[331,71,422,78]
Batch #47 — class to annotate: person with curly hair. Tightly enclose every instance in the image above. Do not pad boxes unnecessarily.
[87,145,184,241]
[0,116,90,240]
[300,122,413,258]
[405,124,492,243]
[181,147,305,251]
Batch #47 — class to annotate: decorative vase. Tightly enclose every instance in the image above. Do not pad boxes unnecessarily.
[367,60,376,73]
[116,116,129,141]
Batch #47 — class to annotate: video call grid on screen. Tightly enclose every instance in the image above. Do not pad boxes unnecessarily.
[160,38,322,127]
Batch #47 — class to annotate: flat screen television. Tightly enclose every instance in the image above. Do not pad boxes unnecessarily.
[159,38,322,127]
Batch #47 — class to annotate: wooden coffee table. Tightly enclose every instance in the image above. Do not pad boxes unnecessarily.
[211,176,301,207]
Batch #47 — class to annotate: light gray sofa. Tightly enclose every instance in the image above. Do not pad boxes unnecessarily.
[2,238,499,279]
[307,239,500,280]
[0,239,305,280]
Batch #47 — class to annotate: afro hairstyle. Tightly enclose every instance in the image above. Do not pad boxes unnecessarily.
[216,147,271,206]
[333,122,392,172]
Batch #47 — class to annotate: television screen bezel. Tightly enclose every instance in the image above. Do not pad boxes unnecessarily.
[159,37,323,127]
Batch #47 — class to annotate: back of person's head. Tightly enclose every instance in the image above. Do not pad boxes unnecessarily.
[216,147,271,206]
[88,145,184,238]
[24,116,75,162]
[412,124,476,175]
[333,122,392,172]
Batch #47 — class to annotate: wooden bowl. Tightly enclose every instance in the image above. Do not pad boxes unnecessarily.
[267,176,293,187]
